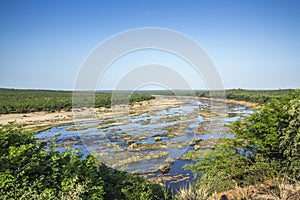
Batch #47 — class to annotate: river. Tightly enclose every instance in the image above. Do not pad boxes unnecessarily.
[35,96,253,192]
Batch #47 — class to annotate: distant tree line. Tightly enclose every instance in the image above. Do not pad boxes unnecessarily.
[0,89,155,114]
[197,89,296,104]
[1,88,296,114]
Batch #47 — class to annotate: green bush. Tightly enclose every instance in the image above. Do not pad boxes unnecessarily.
[186,91,300,196]
[0,123,166,199]
[233,91,300,179]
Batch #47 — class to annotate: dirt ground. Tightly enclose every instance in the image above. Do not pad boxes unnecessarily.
[0,97,183,130]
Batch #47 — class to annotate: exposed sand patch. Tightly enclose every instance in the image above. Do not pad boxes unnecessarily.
[0,96,184,131]
[198,97,260,109]
[0,111,74,129]
[0,96,258,131]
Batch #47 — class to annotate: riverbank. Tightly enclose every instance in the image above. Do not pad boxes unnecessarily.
[198,96,260,109]
[0,96,259,131]
[0,111,74,131]
[0,96,184,131]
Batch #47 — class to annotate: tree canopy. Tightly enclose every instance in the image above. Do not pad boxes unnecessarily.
[0,123,166,199]
[187,91,300,196]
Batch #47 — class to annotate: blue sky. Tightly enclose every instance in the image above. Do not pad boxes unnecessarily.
[0,0,299,90]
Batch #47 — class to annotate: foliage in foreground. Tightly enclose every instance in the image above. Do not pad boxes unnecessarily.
[185,91,300,198]
[0,123,166,199]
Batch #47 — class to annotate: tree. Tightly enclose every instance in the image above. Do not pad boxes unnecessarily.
[0,123,166,199]
[187,91,300,196]
[233,91,300,179]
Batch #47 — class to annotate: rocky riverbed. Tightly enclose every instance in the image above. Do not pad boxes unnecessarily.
[33,96,254,191]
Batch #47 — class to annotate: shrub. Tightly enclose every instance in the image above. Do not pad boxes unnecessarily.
[0,123,166,199]
[185,91,300,197]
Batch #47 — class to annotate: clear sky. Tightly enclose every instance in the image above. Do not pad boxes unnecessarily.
[0,0,299,90]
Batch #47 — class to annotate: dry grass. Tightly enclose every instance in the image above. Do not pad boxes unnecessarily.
[175,177,300,200]
[210,177,300,200]
[251,178,300,200]
[176,184,210,200]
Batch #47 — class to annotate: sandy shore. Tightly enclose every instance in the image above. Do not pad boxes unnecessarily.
[0,97,184,131]
[0,111,74,130]
[198,97,260,109]
[0,96,259,131]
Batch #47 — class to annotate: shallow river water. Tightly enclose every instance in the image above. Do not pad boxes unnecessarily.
[35,96,253,191]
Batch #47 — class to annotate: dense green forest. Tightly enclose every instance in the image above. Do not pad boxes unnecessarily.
[1,88,296,114]
[197,89,296,104]
[0,88,155,114]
